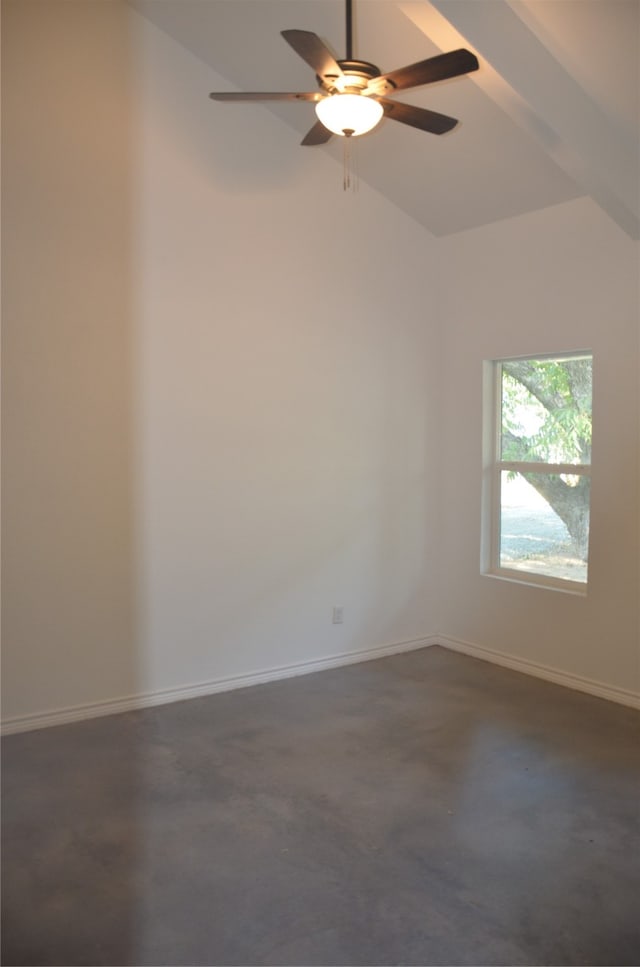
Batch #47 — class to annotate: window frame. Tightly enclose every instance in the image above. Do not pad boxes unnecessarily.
[481,350,592,595]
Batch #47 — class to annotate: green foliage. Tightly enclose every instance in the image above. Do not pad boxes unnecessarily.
[501,357,592,465]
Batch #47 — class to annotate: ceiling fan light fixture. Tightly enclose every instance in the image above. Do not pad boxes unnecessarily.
[315,93,383,137]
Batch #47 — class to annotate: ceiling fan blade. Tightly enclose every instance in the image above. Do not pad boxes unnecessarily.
[281,29,344,85]
[377,97,458,135]
[372,48,478,94]
[209,91,322,102]
[301,120,333,146]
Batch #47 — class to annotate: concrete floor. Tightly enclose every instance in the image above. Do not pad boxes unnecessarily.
[2,646,639,966]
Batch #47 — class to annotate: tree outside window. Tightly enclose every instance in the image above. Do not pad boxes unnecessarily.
[484,353,592,591]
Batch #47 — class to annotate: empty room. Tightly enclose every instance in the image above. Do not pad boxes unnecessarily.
[2,0,639,964]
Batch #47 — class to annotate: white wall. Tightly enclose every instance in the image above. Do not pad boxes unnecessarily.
[2,0,441,722]
[438,198,640,693]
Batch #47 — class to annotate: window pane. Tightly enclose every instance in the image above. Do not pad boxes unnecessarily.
[499,471,590,583]
[501,356,592,465]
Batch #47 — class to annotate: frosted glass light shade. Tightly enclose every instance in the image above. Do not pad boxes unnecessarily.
[315,94,384,137]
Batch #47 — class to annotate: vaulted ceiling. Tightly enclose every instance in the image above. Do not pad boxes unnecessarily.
[130,0,639,238]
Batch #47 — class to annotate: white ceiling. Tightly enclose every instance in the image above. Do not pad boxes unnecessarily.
[130,0,639,238]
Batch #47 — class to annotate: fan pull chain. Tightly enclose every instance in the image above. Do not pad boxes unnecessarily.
[352,136,359,191]
[342,133,359,192]
[343,133,351,190]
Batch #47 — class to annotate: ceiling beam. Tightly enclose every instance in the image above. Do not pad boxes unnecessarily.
[413,0,639,239]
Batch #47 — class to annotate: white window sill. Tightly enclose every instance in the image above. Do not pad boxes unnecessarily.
[482,567,588,597]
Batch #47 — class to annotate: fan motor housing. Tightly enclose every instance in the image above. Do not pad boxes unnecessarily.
[318,59,395,95]
[339,59,380,78]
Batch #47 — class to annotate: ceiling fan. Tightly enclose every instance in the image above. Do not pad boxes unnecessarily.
[209,0,479,144]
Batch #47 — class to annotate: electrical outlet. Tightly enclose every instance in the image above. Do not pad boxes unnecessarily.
[332,606,344,624]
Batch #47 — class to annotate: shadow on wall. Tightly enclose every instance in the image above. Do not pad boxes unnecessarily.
[2,0,139,961]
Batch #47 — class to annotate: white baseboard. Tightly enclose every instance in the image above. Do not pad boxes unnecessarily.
[0,636,438,736]
[3,631,637,735]
[436,634,640,710]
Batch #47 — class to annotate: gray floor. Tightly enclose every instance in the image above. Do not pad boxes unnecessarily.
[2,646,639,967]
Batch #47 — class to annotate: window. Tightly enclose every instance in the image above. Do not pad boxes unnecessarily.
[482,352,593,593]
